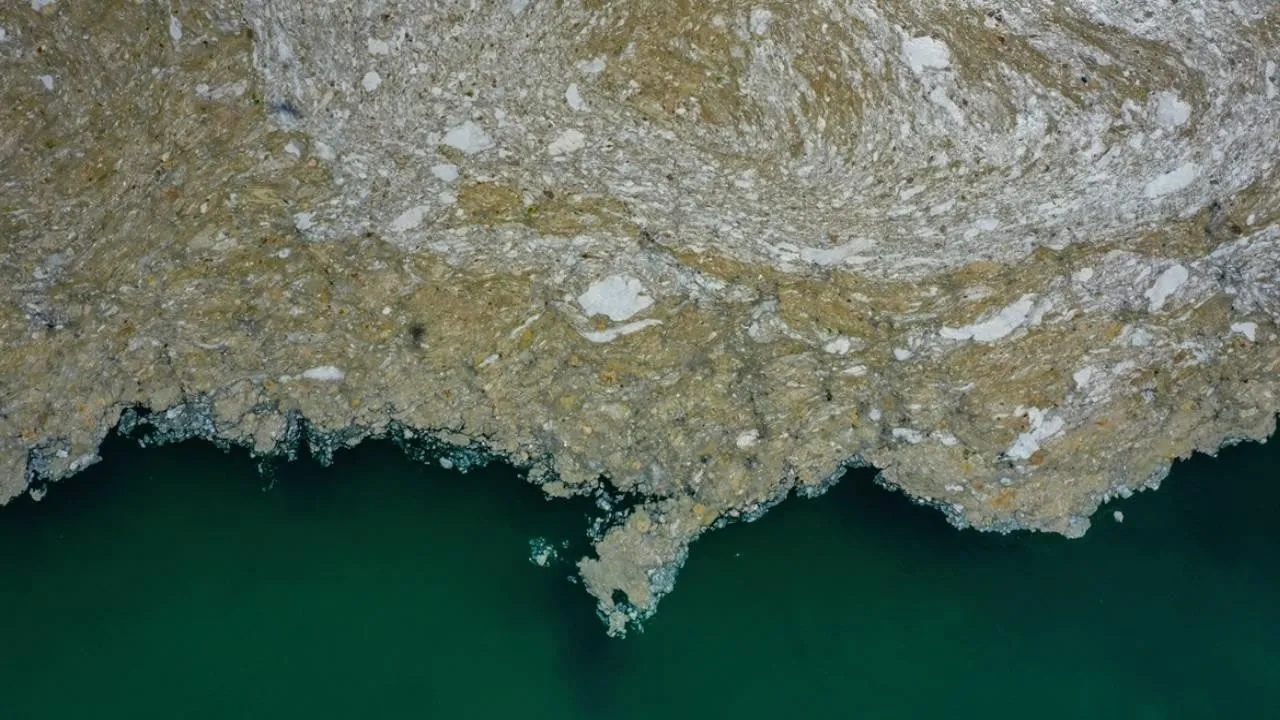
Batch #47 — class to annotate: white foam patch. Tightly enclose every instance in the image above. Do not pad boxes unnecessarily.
[902,36,951,75]
[892,428,926,444]
[361,71,382,92]
[750,8,773,36]
[367,38,391,55]
[1143,162,1198,199]
[940,295,1035,343]
[963,217,1000,240]
[1006,408,1064,461]
[169,15,183,42]
[31,0,57,10]
[301,365,345,381]
[38,75,54,91]
[580,319,662,343]
[1145,264,1188,312]
[565,83,586,111]
[389,205,429,232]
[1230,322,1257,342]
[799,238,875,266]
[927,85,966,124]
[577,274,653,321]
[1153,91,1191,128]
[823,337,852,355]
[430,164,458,182]
[442,120,494,155]
[548,128,586,155]
[1073,367,1095,390]
[579,56,606,76]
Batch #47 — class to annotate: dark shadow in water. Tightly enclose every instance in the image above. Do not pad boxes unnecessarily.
[291,437,624,720]
[544,568,630,717]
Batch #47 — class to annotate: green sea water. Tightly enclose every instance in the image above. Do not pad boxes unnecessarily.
[1,431,1277,719]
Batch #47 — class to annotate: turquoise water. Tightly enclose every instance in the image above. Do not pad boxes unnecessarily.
[1,431,1277,718]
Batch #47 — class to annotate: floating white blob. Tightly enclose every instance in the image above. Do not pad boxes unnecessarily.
[548,128,586,155]
[823,337,852,355]
[38,75,54,91]
[1143,162,1198,199]
[361,71,382,92]
[169,15,183,42]
[565,83,586,111]
[367,38,391,55]
[902,36,951,75]
[442,120,494,155]
[580,319,662,343]
[31,0,57,11]
[799,238,875,266]
[892,428,926,444]
[940,295,1035,343]
[1152,91,1191,128]
[735,429,760,449]
[430,164,459,182]
[1006,408,1064,460]
[389,205,429,232]
[1144,264,1188,312]
[301,365,345,381]
[964,217,1000,240]
[750,8,773,36]
[1230,322,1257,342]
[1073,367,1095,390]
[1128,327,1152,347]
[577,274,653,321]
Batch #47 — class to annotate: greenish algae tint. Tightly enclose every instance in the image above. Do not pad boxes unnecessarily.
[1,433,1277,719]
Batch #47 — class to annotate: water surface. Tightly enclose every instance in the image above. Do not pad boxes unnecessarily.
[1,433,1276,718]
